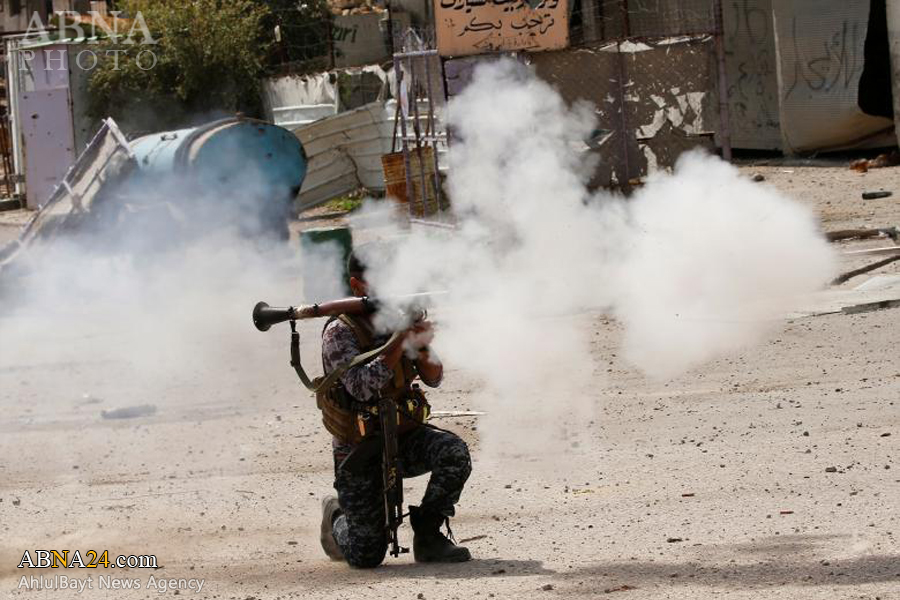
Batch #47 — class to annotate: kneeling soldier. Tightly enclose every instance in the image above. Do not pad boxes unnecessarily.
[318,249,472,568]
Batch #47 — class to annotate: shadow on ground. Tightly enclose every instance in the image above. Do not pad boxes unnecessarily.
[222,557,554,591]
[554,535,900,594]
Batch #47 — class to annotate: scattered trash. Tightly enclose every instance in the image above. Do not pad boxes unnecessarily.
[825,466,838,473]
[100,404,157,420]
[862,191,893,200]
[541,584,554,591]
[286,541,298,546]
[666,537,684,543]
[681,493,695,497]
[779,510,794,515]
[751,173,766,182]
[826,227,899,243]
[850,151,900,172]
[881,433,891,437]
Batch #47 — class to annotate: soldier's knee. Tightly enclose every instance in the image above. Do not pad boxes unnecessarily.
[346,545,386,569]
[443,436,472,478]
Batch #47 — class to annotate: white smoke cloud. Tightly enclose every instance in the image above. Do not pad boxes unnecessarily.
[358,59,836,462]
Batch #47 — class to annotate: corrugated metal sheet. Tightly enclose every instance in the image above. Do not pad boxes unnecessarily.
[290,100,446,211]
[292,101,394,210]
[773,0,894,153]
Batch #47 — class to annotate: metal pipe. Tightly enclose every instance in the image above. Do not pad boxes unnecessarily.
[615,40,631,190]
[422,52,444,215]
[393,54,415,222]
[621,0,631,37]
[713,0,733,162]
[408,56,432,217]
[393,49,440,58]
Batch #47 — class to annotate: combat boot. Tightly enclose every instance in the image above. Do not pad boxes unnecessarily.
[409,505,471,563]
[320,496,344,560]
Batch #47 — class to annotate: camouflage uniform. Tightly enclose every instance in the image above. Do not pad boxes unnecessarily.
[322,318,472,568]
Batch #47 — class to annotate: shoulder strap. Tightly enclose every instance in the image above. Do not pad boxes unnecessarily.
[337,314,375,349]
[291,318,400,395]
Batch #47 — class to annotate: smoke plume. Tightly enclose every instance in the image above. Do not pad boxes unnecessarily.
[358,60,836,461]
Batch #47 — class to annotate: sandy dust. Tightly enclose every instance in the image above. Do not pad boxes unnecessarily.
[1,161,899,599]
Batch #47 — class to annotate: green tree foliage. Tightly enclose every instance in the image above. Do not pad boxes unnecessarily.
[88,0,272,131]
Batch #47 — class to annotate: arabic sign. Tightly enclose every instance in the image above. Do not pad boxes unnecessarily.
[434,0,569,57]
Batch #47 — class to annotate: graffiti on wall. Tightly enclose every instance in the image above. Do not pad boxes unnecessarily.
[783,16,864,99]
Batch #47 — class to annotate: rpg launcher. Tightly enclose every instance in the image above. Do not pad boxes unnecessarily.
[252,292,441,332]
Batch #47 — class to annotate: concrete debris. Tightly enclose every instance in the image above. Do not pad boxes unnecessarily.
[100,404,157,420]
[842,299,900,315]
[751,173,766,182]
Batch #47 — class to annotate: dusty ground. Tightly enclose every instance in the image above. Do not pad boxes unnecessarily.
[1,161,899,599]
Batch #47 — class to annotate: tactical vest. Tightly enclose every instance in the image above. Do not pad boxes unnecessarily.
[316,314,430,445]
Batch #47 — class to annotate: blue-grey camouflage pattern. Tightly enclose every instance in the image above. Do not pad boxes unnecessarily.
[322,318,393,403]
[321,317,471,568]
[331,427,472,568]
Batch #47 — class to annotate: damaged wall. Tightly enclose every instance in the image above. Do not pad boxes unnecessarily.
[531,36,716,187]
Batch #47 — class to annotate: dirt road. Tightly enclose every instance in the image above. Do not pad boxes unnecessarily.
[1,163,898,599]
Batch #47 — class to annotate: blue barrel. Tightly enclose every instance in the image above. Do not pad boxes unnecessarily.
[127,117,308,238]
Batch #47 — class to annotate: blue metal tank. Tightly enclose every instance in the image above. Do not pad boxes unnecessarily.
[127,117,307,238]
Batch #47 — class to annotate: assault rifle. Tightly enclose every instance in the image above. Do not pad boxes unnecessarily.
[377,394,406,557]
[252,292,442,558]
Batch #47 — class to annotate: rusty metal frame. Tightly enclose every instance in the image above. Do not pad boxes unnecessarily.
[391,29,450,222]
